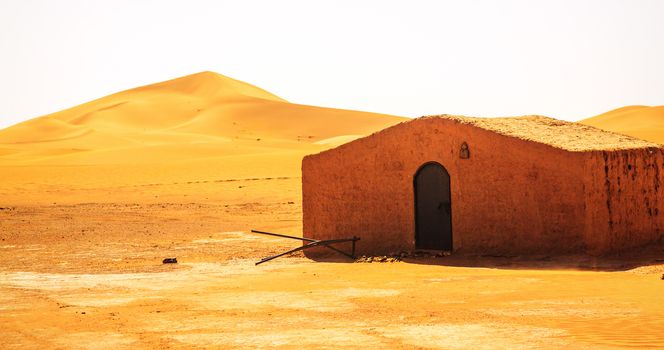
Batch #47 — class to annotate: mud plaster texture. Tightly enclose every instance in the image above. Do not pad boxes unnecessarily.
[302,115,664,257]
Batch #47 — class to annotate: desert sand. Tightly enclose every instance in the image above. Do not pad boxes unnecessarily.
[580,105,664,144]
[1,73,663,349]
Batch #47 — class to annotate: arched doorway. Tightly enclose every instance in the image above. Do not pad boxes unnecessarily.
[414,162,452,251]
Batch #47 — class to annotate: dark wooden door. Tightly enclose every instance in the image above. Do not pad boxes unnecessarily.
[414,162,452,251]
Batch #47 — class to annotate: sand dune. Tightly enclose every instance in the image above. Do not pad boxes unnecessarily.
[579,105,664,144]
[0,71,406,165]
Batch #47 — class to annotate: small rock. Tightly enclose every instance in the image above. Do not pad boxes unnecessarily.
[162,258,178,264]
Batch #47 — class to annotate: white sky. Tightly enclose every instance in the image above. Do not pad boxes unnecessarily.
[1,0,663,129]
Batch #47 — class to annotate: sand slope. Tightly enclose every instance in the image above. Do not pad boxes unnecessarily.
[579,105,664,144]
[0,71,406,165]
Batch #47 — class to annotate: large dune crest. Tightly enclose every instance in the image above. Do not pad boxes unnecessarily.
[127,71,288,102]
[580,105,664,144]
[0,71,406,165]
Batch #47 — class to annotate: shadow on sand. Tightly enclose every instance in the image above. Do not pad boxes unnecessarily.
[304,244,664,272]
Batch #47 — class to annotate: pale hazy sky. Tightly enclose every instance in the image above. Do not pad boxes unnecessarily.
[1,0,663,129]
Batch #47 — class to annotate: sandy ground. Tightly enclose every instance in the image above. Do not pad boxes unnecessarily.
[1,176,664,350]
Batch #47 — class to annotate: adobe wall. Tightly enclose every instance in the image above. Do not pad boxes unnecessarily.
[302,118,589,256]
[582,148,664,254]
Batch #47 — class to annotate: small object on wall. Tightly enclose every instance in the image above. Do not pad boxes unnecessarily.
[162,257,178,264]
[459,142,470,159]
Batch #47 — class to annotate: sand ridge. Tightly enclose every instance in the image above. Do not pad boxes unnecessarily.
[0,71,406,166]
[580,105,664,144]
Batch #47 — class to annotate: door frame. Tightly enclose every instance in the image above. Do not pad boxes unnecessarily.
[413,161,453,251]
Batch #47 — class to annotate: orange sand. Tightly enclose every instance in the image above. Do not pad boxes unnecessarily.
[580,105,664,144]
[1,195,663,349]
[0,71,405,168]
[1,73,663,349]
[0,71,405,206]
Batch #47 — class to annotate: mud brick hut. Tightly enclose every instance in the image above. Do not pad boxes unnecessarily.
[302,115,664,256]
